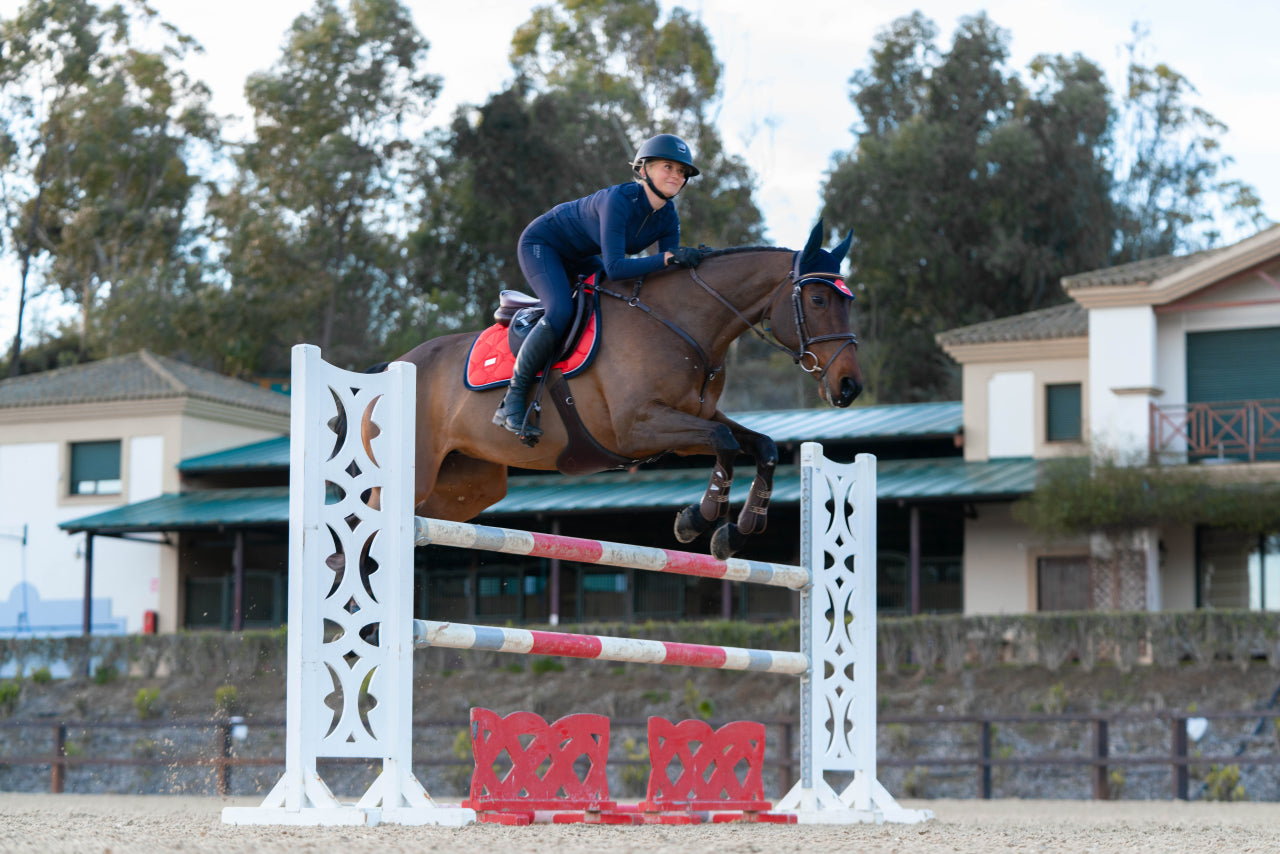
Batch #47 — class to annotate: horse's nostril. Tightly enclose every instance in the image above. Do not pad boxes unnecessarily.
[842,377,862,402]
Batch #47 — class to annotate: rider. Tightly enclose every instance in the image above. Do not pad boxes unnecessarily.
[493,133,706,441]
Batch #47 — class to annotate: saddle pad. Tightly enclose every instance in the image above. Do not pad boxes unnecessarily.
[464,303,600,390]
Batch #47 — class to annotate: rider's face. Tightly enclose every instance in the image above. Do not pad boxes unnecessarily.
[644,159,690,196]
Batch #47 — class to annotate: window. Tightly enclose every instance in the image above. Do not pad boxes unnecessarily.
[1046,383,1082,442]
[70,440,122,495]
[1037,556,1091,611]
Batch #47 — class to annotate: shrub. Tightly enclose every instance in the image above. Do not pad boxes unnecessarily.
[92,664,118,685]
[134,687,160,720]
[1203,764,1246,802]
[215,685,240,715]
[30,667,52,685]
[531,657,565,675]
[0,680,19,715]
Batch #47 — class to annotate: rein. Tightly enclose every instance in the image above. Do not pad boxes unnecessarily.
[594,262,859,400]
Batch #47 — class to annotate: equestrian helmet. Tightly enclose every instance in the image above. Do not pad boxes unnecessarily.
[631,134,699,177]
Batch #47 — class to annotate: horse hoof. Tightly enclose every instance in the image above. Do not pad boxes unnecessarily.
[674,504,712,543]
[711,522,746,561]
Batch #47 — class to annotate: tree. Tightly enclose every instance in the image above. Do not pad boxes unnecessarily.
[211,0,439,374]
[507,0,762,250]
[395,0,764,362]
[822,13,1262,404]
[0,0,219,369]
[1111,27,1268,260]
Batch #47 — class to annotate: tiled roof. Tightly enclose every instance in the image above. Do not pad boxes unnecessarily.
[1061,247,1226,289]
[936,302,1087,348]
[0,350,289,416]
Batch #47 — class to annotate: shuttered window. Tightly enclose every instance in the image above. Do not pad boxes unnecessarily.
[70,440,121,495]
[1046,383,1082,442]
[1187,328,1280,403]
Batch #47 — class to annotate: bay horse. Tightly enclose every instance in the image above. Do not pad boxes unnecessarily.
[378,220,862,560]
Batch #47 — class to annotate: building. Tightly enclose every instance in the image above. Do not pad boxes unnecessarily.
[938,224,1280,614]
[0,352,289,636]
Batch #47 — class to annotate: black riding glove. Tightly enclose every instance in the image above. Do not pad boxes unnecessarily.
[668,246,703,268]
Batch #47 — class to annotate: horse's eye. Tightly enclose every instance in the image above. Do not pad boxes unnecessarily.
[810,293,827,308]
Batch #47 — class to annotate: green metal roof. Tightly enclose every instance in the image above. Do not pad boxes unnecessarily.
[61,457,1036,534]
[60,487,290,534]
[174,402,961,474]
[179,436,290,472]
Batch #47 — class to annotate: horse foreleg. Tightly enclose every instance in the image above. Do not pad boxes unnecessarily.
[707,417,778,560]
[674,452,735,545]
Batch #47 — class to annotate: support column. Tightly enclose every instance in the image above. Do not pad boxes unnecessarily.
[81,533,94,636]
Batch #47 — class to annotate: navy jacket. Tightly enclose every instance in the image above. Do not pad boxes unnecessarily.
[523,182,680,280]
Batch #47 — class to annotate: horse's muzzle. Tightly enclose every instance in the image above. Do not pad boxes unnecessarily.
[834,376,862,407]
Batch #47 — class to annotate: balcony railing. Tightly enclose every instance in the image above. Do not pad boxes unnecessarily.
[1150,398,1280,463]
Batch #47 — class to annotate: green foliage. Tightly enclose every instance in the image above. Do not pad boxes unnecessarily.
[92,664,117,685]
[681,678,714,720]
[619,736,650,795]
[1013,455,1280,538]
[0,680,19,715]
[530,657,565,675]
[1107,768,1125,799]
[502,662,525,674]
[1202,764,1245,802]
[30,667,52,685]
[822,11,1266,403]
[214,685,239,715]
[133,687,160,720]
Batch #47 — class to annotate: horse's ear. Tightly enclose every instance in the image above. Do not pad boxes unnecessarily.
[830,229,853,265]
[800,219,824,268]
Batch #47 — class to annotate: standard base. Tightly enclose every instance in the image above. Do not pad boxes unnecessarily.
[221,805,476,827]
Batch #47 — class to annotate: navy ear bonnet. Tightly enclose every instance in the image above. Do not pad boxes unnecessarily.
[794,219,854,298]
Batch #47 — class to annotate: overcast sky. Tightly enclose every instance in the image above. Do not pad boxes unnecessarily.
[2,0,1277,344]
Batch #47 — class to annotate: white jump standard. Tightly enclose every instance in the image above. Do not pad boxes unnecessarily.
[221,343,931,827]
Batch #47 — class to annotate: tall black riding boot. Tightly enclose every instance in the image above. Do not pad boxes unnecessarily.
[493,317,559,442]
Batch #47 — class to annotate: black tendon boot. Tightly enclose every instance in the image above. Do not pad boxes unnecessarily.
[493,317,559,442]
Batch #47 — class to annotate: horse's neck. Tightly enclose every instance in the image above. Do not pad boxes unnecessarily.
[697,252,790,353]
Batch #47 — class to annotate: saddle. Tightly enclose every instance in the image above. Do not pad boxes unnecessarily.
[465,275,646,475]
[495,274,599,362]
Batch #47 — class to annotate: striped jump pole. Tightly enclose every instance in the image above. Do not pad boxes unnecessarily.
[223,344,932,829]
[414,517,810,589]
[413,620,810,674]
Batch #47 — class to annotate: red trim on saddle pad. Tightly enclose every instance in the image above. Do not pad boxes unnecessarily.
[464,300,600,390]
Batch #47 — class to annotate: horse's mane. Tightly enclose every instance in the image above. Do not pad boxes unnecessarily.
[702,245,792,259]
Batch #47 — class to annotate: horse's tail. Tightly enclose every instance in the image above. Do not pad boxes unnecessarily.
[364,361,390,374]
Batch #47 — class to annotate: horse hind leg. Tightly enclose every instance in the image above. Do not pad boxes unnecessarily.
[417,453,509,522]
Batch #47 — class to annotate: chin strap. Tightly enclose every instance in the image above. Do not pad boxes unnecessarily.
[635,162,676,202]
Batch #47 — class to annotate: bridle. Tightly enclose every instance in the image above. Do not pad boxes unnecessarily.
[593,255,858,401]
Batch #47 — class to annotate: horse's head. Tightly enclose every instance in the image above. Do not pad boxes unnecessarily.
[769,219,863,407]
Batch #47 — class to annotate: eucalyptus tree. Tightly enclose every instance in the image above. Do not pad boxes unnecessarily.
[822,12,1263,404]
[396,0,763,360]
[1,0,216,370]
[212,0,439,373]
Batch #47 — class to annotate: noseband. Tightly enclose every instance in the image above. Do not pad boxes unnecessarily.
[594,261,859,401]
[687,267,859,383]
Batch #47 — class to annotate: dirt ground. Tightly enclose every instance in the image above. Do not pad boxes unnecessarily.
[2,793,1279,854]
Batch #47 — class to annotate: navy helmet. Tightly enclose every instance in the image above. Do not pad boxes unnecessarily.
[630,134,699,177]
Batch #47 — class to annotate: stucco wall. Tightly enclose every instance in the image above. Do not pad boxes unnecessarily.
[960,346,1089,463]
[0,399,285,636]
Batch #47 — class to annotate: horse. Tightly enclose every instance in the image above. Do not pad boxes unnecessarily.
[376,220,863,560]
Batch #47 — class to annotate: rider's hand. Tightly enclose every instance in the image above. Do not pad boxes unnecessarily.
[667,246,703,268]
